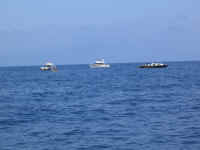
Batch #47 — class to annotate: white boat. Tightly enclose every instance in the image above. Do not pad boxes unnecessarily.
[40,62,57,71]
[90,59,110,68]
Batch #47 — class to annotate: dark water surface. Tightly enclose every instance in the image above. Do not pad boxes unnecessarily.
[0,62,200,150]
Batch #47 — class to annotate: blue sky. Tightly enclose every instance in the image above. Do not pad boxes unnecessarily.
[0,0,200,66]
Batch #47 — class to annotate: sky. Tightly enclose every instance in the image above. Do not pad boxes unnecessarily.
[0,0,200,66]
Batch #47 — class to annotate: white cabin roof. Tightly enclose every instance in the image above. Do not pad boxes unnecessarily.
[95,59,105,64]
[44,62,55,66]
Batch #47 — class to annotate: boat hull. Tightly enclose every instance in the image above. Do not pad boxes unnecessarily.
[40,67,51,71]
[40,67,57,71]
[89,64,110,68]
[139,64,168,68]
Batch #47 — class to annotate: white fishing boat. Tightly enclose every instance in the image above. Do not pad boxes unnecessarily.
[40,62,57,71]
[90,59,110,68]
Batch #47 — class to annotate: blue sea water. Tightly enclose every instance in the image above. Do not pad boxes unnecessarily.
[0,62,200,150]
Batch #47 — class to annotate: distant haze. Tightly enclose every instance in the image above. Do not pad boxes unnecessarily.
[0,0,200,66]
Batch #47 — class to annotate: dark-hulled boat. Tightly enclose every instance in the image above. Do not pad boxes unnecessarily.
[139,63,168,68]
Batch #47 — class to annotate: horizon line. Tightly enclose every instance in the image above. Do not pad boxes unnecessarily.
[0,60,200,68]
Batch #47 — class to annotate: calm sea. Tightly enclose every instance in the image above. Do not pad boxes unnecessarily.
[0,62,200,150]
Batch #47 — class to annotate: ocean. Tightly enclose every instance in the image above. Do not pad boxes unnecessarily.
[0,62,200,150]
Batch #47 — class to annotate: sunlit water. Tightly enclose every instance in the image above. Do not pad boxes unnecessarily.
[0,62,200,150]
